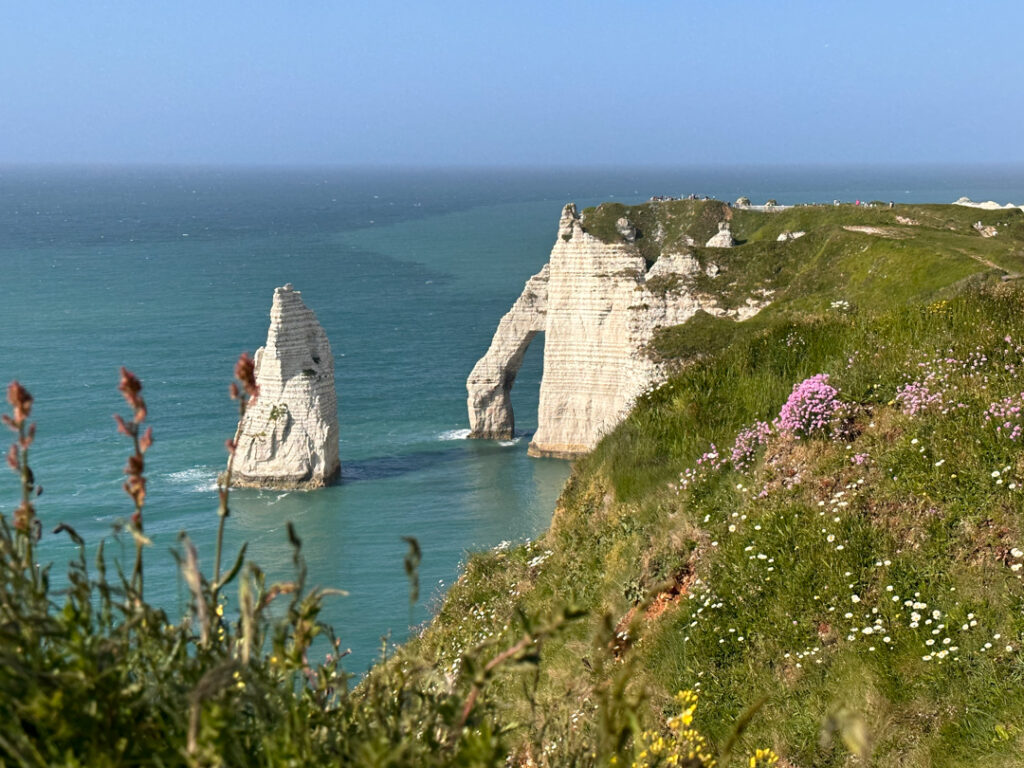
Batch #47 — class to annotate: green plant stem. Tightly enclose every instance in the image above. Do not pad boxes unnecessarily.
[213,395,246,596]
[131,430,144,601]
[18,425,35,584]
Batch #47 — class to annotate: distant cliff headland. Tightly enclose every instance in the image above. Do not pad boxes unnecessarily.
[468,195,1024,459]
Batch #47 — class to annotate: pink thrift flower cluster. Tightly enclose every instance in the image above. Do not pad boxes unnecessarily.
[773,374,842,438]
[851,452,870,466]
[894,380,944,416]
[900,350,986,416]
[731,421,773,470]
[696,445,725,470]
[676,444,726,490]
[985,393,1024,441]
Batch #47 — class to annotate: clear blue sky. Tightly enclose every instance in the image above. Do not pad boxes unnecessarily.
[1,1,1021,167]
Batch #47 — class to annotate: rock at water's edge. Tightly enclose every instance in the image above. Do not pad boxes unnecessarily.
[230,284,340,489]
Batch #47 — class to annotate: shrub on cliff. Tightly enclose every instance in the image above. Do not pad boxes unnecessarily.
[0,361,783,768]
[0,364,526,767]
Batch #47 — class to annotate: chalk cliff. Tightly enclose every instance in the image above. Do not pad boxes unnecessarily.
[705,221,736,248]
[954,196,1024,212]
[466,266,549,439]
[231,284,340,489]
[468,204,766,458]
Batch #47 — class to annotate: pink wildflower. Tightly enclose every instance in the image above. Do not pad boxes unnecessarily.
[774,374,842,438]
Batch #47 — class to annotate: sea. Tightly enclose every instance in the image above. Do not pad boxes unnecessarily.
[1,164,1022,672]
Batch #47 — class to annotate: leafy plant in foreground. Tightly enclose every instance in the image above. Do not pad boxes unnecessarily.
[0,354,786,766]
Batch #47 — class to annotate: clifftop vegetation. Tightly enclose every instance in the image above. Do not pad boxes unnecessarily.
[583,199,1024,317]
[403,201,1024,766]
[5,201,1024,765]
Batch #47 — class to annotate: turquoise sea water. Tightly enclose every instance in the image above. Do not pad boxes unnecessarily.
[1,165,1022,672]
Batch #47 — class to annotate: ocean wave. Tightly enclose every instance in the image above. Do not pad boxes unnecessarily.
[165,467,219,493]
[437,428,471,441]
[499,437,522,447]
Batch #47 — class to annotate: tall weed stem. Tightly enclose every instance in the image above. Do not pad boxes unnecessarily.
[4,381,39,582]
[115,367,152,599]
[214,352,258,596]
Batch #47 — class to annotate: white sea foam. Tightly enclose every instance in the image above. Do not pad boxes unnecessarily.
[499,437,522,447]
[438,428,471,441]
[165,467,219,492]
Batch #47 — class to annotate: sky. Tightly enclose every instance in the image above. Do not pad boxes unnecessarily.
[1,1,1021,167]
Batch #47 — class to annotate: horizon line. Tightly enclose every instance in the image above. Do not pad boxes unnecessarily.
[2,160,1024,173]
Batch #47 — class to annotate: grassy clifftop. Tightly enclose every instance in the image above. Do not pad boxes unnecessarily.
[404,201,1024,766]
[9,201,1024,766]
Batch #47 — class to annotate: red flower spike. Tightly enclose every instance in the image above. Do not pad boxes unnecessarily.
[125,454,144,476]
[234,353,258,398]
[225,438,236,456]
[118,367,142,401]
[13,502,33,533]
[5,444,17,471]
[140,427,153,453]
[113,414,132,436]
[6,381,32,424]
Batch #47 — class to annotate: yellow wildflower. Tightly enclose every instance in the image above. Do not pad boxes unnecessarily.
[749,747,779,767]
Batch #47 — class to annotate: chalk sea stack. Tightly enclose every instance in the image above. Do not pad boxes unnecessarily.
[230,284,340,489]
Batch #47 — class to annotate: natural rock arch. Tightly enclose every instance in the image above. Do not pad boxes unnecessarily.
[468,203,771,459]
[466,265,548,440]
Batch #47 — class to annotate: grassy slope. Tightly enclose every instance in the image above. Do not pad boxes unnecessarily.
[403,202,1024,766]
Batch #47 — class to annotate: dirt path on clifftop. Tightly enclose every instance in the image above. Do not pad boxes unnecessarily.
[955,246,1015,276]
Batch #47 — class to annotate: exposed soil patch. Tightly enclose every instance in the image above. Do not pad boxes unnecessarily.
[612,566,696,659]
[842,225,910,239]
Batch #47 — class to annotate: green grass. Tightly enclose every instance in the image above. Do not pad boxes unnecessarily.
[581,199,729,266]
[582,198,1024,314]
[405,202,1024,764]
[8,199,1024,766]
[407,202,1024,765]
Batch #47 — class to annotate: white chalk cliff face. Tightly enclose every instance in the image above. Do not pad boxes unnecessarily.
[468,204,767,458]
[705,221,736,248]
[231,285,341,489]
